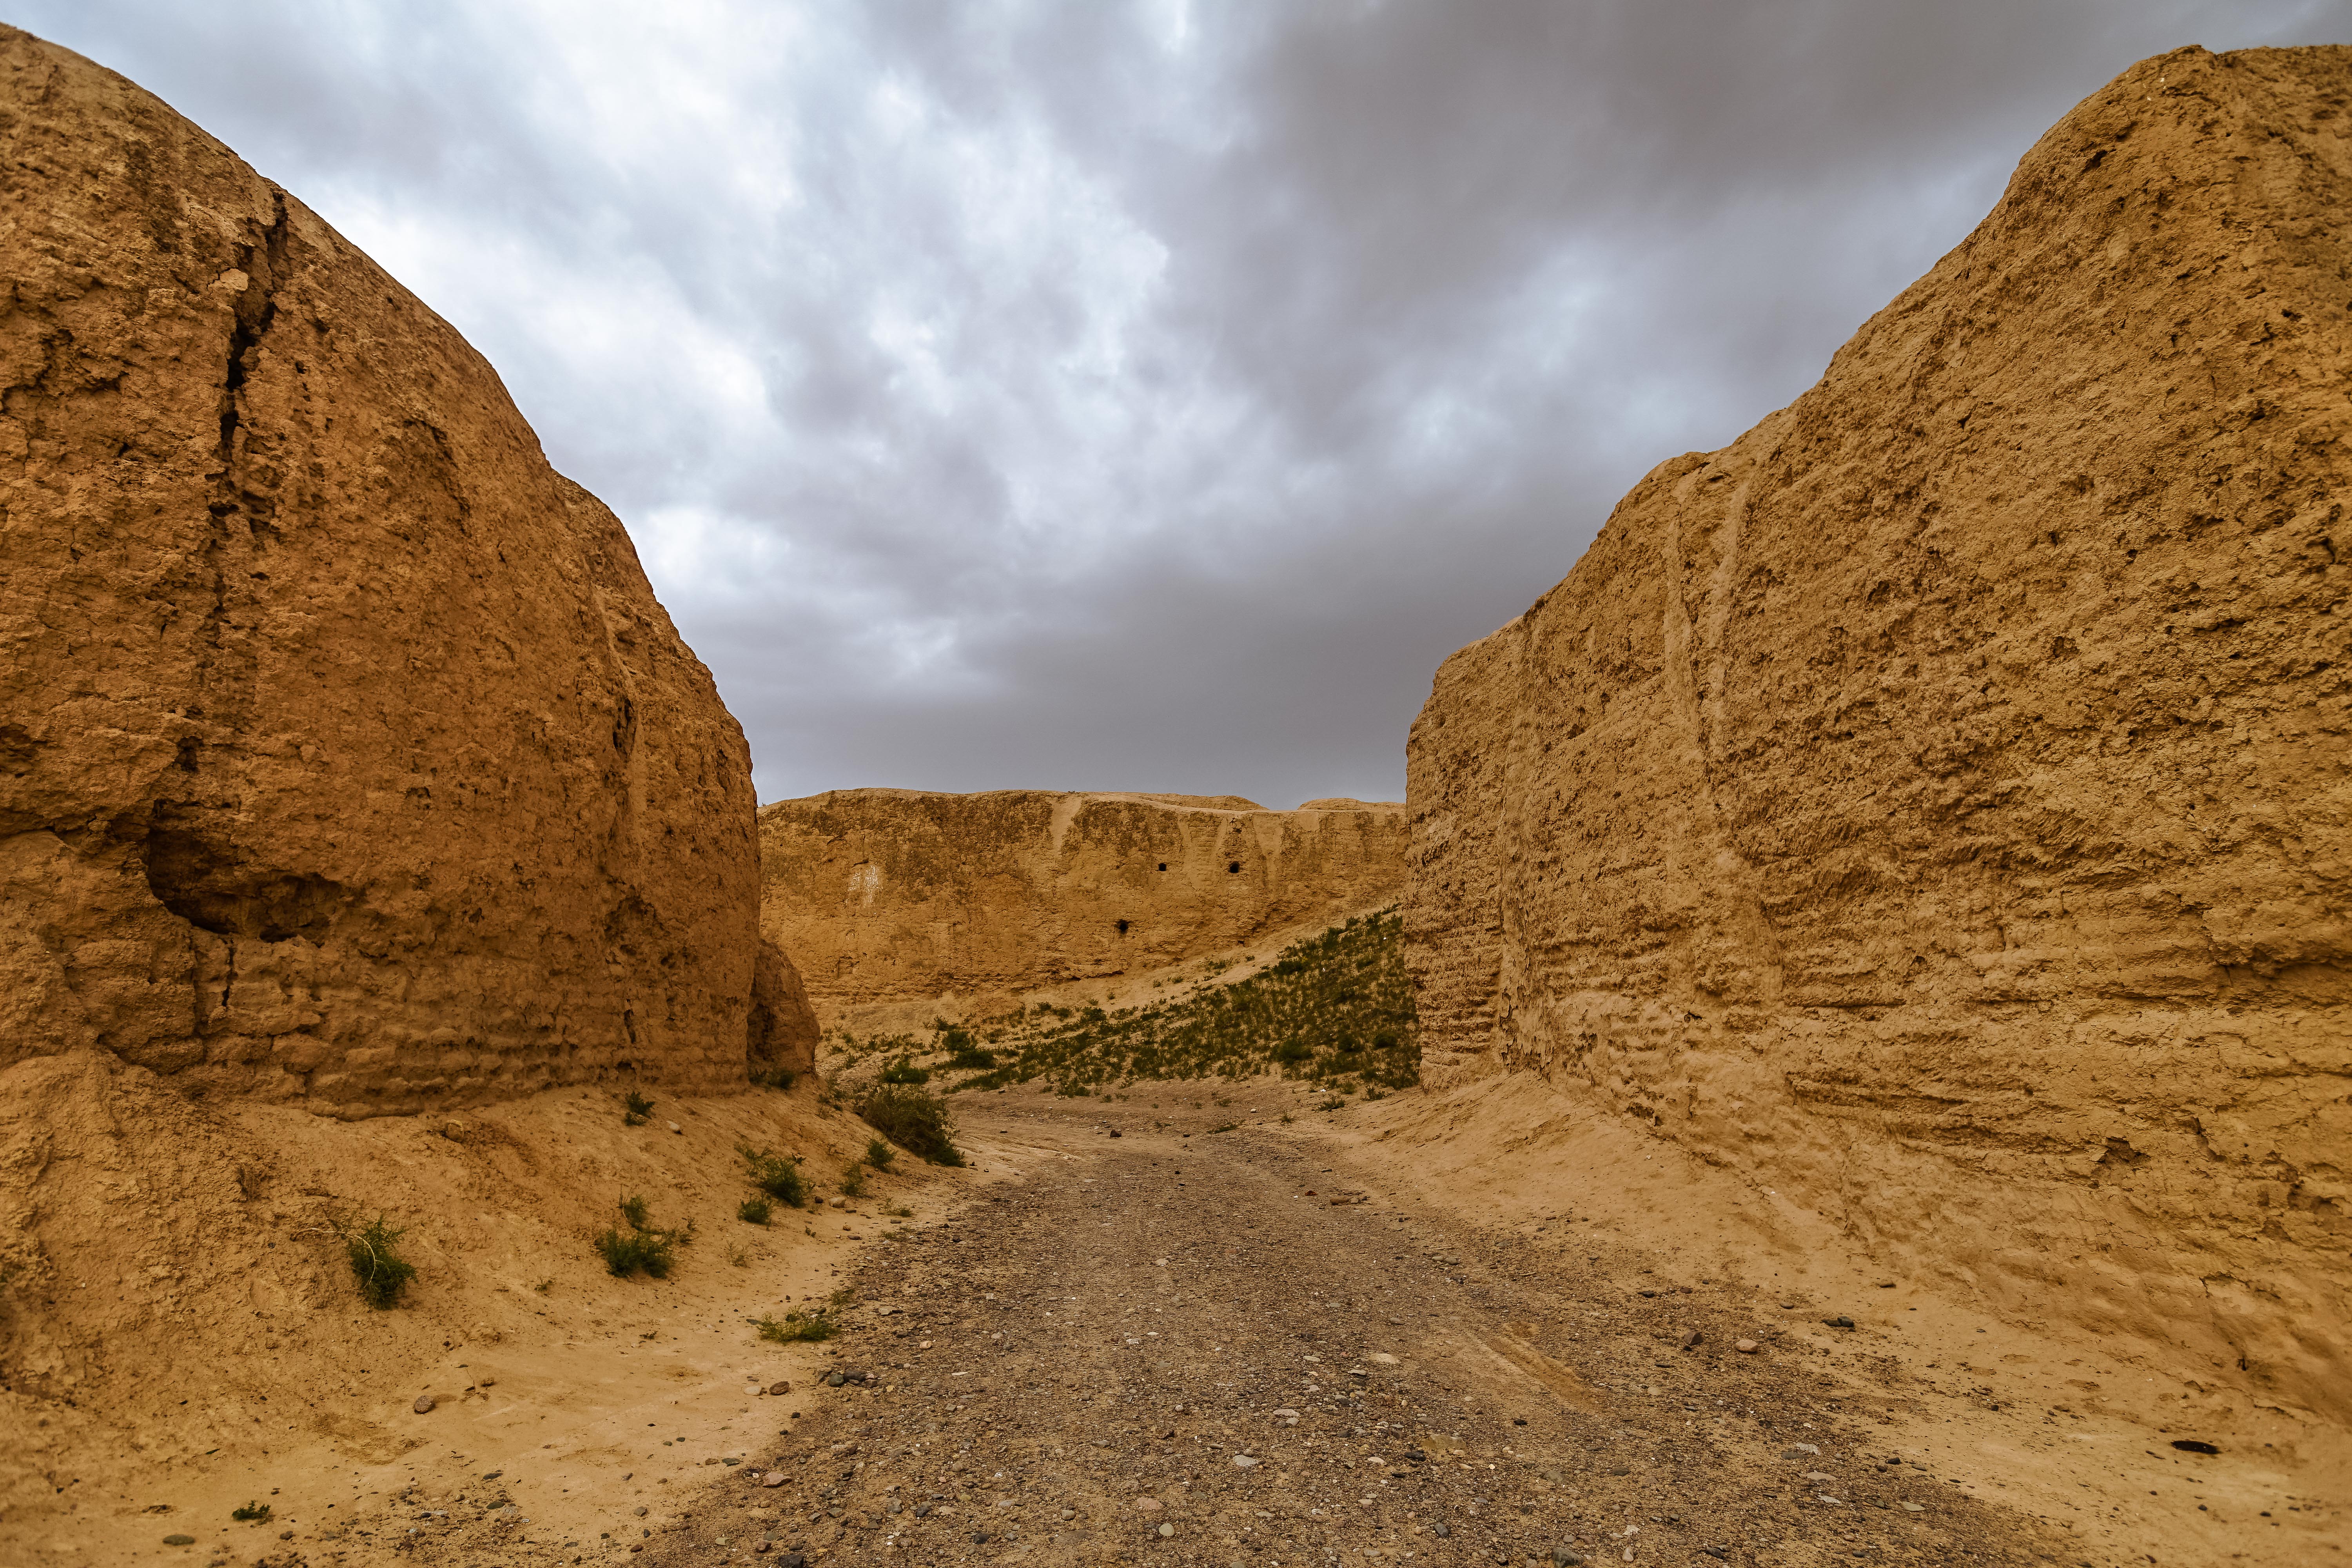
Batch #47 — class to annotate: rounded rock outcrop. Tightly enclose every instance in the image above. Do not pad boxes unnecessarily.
[0,27,764,1113]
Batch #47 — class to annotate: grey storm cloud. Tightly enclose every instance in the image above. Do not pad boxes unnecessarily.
[19,0,2351,805]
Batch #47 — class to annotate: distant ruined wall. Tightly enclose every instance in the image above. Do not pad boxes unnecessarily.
[0,29,765,1114]
[1406,45,2351,1419]
[760,790,1406,1017]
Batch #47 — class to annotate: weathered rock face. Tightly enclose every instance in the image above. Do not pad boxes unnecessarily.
[1407,46,2350,1418]
[760,789,1406,1016]
[0,29,763,1114]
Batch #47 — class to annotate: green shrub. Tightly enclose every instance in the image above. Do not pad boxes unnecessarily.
[863,1137,897,1169]
[232,1502,272,1523]
[623,1091,654,1126]
[754,1310,837,1343]
[341,1215,416,1310]
[598,1195,684,1278]
[739,1197,773,1225]
[739,1145,808,1207]
[595,1226,676,1278]
[859,1085,964,1166]
[946,1045,998,1070]
[750,1067,797,1091]
[1274,1039,1311,1063]
[879,1057,930,1085]
[839,1165,868,1199]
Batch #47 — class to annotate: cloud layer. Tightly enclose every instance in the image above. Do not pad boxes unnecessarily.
[23,0,2350,804]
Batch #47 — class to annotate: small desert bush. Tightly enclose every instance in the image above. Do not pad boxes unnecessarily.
[750,1066,798,1091]
[863,1137,897,1169]
[859,1085,964,1166]
[739,1196,773,1225]
[623,1091,654,1126]
[232,1502,272,1523]
[596,1227,675,1278]
[739,1145,808,1207]
[341,1215,416,1310]
[597,1195,684,1279]
[879,1057,930,1085]
[946,1045,998,1070]
[839,1164,869,1199]
[755,1310,837,1343]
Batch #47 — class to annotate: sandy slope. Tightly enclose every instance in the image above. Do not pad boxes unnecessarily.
[0,1055,1002,1565]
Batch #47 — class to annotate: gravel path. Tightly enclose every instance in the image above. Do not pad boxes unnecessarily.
[641,1097,2058,1568]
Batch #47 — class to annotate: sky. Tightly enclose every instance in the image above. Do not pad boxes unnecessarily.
[22,1,2350,807]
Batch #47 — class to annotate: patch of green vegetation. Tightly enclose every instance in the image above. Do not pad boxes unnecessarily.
[750,1066,798,1091]
[878,1057,931,1085]
[622,1091,654,1126]
[232,1501,272,1523]
[859,1085,964,1166]
[942,909,1417,1096]
[863,1137,897,1170]
[595,1228,672,1278]
[739,1145,808,1207]
[755,1310,837,1343]
[839,1165,868,1199]
[939,1025,997,1070]
[739,1196,773,1225]
[596,1195,686,1279]
[339,1215,416,1310]
[1208,1121,1240,1134]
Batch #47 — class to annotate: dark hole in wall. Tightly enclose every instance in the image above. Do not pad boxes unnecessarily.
[1115,919,1130,935]
[1156,863,1167,872]
[0,723,34,777]
[1227,862,1241,874]
[144,800,350,941]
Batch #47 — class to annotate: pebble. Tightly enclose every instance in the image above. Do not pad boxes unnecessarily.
[412,1395,436,1414]
[1157,1521,1174,1536]
[761,1472,789,1488]
[1432,1523,1450,1539]
[1133,1497,1163,1513]
[769,1380,792,1395]
[1823,1315,1855,1329]
[1232,1454,1260,1469]
[667,1122,684,1134]
[163,1535,196,1546]
[1781,1444,1819,1458]
[1734,1339,1760,1354]
[1553,1549,1586,1566]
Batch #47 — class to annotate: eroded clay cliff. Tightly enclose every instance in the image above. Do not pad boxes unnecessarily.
[0,29,764,1113]
[1407,45,2350,1419]
[760,789,1405,1018]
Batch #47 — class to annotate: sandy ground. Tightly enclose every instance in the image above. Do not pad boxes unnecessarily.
[8,1069,2342,1568]
[0,1054,1004,1566]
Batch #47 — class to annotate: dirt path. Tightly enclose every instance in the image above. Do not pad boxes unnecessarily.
[629,1095,2061,1568]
